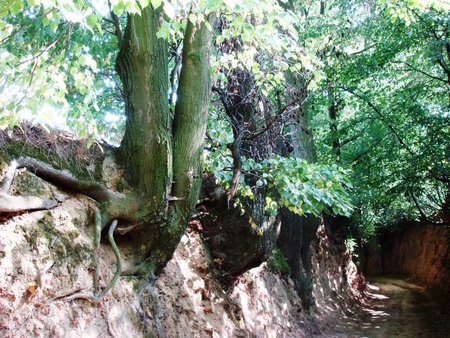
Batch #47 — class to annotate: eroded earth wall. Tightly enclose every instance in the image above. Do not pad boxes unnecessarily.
[363,222,450,294]
[0,153,363,337]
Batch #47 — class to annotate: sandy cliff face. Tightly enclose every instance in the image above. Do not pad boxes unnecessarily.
[363,222,450,294]
[0,169,362,338]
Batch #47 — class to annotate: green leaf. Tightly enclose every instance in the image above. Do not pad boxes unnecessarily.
[156,21,171,39]
[151,0,162,9]
[216,35,224,44]
[10,1,23,15]
[112,2,125,15]
[50,21,58,33]
[78,55,87,66]
[86,14,98,29]
[206,0,223,11]
[139,0,151,9]
[189,13,197,24]
[164,2,175,19]
[235,16,244,27]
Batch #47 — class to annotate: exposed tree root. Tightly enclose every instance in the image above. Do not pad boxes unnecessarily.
[0,157,127,304]
[0,191,58,212]
[16,156,118,202]
[0,160,17,192]
[57,219,123,303]
[93,208,102,292]
[0,159,59,212]
[14,156,141,227]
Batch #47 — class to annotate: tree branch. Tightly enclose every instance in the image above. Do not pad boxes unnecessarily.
[436,59,450,84]
[0,8,53,45]
[16,24,70,68]
[244,99,299,141]
[343,88,415,157]
[404,62,448,84]
[108,1,123,47]
[409,189,449,226]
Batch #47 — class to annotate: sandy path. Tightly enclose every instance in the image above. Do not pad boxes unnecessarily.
[323,277,450,338]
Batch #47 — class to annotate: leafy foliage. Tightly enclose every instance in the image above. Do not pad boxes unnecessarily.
[244,155,353,217]
[204,128,354,217]
[0,0,123,140]
[310,0,450,235]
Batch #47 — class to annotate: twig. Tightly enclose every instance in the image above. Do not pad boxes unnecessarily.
[108,0,123,47]
[16,24,69,67]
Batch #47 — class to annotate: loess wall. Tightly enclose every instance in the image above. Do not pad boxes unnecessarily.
[0,157,364,338]
[363,221,450,294]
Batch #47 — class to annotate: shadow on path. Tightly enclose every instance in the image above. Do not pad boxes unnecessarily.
[336,277,450,337]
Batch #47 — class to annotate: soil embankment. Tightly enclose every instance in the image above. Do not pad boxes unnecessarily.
[363,222,450,295]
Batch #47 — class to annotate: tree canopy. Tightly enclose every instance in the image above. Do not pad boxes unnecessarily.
[309,0,450,236]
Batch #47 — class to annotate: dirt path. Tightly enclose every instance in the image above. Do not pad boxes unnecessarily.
[333,277,450,337]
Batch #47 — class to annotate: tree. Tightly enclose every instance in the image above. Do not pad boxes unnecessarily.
[1,0,213,277]
[276,0,331,310]
[0,0,354,308]
[199,0,354,309]
[310,0,450,238]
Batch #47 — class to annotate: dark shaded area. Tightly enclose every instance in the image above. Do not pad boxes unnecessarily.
[194,175,277,277]
[277,208,321,310]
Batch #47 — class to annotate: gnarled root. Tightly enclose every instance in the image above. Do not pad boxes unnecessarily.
[57,218,123,303]
[0,191,58,212]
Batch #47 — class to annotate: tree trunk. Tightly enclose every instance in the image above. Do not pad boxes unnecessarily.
[328,87,341,160]
[278,70,321,310]
[116,6,171,200]
[203,50,278,276]
[163,14,213,273]
[114,6,213,274]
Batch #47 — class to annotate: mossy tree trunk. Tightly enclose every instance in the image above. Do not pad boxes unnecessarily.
[277,69,321,310]
[115,5,212,274]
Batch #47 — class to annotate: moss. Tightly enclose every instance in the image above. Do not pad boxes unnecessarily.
[115,176,130,193]
[13,171,47,196]
[72,217,82,227]
[0,127,105,182]
[0,149,9,166]
[67,230,80,241]
[34,212,94,264]
[266,247,291,275]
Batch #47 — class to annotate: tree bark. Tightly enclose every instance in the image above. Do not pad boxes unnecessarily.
[114,6,213,274]
[278,70,321,310]
[161,14,214,272]
[116,6,172,201]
